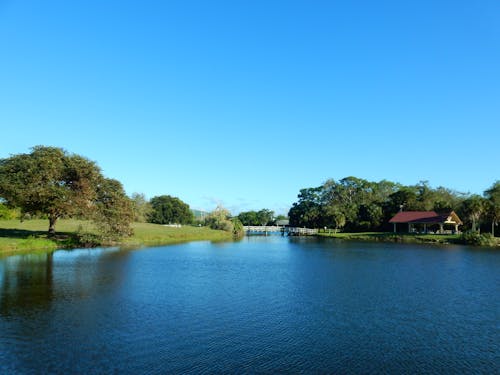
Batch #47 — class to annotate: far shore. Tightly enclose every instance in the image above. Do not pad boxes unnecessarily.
[317,231,500,247]
[1,219,498,256]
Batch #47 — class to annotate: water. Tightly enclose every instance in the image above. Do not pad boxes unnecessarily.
[0,236,499,373]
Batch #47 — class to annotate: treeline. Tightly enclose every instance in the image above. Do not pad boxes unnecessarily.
[288,177,500,236]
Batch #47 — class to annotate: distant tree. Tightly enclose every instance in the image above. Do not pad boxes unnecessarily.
[130,193,152,222]
[431,187,464,212]
[205,206,233,231]
[0,146,132,237]
[204,205,243,237]
[237,209,275,226]
[460,195,487,232]
[256,209,274,226]
[237,211,259,226]
[149,195,193,224]
[386,186,419,214]
[484,181,500,236]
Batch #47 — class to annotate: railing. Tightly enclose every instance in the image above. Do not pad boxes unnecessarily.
[244,226,283,233]
[287,227,318,236]
[243,226,318,236]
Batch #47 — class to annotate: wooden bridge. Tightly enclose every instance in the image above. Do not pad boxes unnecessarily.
[243,226,318,236]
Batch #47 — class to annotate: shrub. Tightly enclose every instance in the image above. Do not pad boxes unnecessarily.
[461,231,496,246]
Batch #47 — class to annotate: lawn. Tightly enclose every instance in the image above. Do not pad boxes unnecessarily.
[0,219,233,255]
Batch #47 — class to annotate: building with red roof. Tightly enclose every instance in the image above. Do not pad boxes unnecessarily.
[389,210,462,233]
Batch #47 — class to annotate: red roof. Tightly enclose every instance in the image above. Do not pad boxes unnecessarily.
[389,211,439,223]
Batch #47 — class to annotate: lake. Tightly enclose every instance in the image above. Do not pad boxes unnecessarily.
[0,236,499,373]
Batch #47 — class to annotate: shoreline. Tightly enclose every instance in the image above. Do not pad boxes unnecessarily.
[0,219,233,257]
[316,231,500,247]
[1,219,498,256]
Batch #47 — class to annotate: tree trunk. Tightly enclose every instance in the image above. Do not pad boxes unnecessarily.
[48,215,58,237]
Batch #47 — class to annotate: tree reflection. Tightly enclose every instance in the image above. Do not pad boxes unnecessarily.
[0,249,130,317]
[0,252,54,316]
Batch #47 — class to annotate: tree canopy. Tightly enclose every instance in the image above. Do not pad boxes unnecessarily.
[0,146,133,238]
[288,176,496,234]
[148,195,193,225]
[237,209,275,226]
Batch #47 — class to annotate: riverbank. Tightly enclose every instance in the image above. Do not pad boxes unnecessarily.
[317,231,500,247]
[0,219,233,255]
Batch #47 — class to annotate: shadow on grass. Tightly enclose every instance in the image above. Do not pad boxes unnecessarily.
[0,228,48,239]
[0,228,76,242]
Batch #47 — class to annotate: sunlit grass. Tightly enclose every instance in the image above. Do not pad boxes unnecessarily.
[124,222,233,247]
[0,219,233,254]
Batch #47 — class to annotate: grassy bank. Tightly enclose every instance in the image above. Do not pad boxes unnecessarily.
[0,219,233,255]
[317,231,499,246]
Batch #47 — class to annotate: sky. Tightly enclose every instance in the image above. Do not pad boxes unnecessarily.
[1,0,499,215]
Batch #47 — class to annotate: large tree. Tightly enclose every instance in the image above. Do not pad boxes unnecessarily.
[0,146,133,237]
[148,195,193,224]
[484,181,500,236]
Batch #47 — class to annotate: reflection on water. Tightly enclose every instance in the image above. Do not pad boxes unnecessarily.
[0,252,55,315]
[0,248,129,316]
[0,238,499,373]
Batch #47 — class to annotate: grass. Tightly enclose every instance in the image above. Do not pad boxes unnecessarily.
[123,222,233,247]
[317,231,466,245]
[0,219,233,255]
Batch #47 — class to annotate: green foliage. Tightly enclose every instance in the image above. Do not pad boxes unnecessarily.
[288,186,323,227]
[484,181,500,236]
[288,176,496,232]
[92,178,134,241]
[0,219,234,253]
[0,203,19,220]
[0,146,133,240]
[204,206,235,232]
[460,231,496,246]
[130,192,152,222]
[459,195,487,232]
[231,218,245,238]
[237,209,275,226]
[0,146,102,234]
[148,195,194,225]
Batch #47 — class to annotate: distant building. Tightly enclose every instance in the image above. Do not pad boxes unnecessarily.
[389,211,462,234]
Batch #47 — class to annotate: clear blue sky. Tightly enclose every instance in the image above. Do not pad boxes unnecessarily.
[1,1,499,215]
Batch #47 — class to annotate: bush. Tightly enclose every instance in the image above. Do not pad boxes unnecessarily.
[231,218,244,238]
[461,231,496,246]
